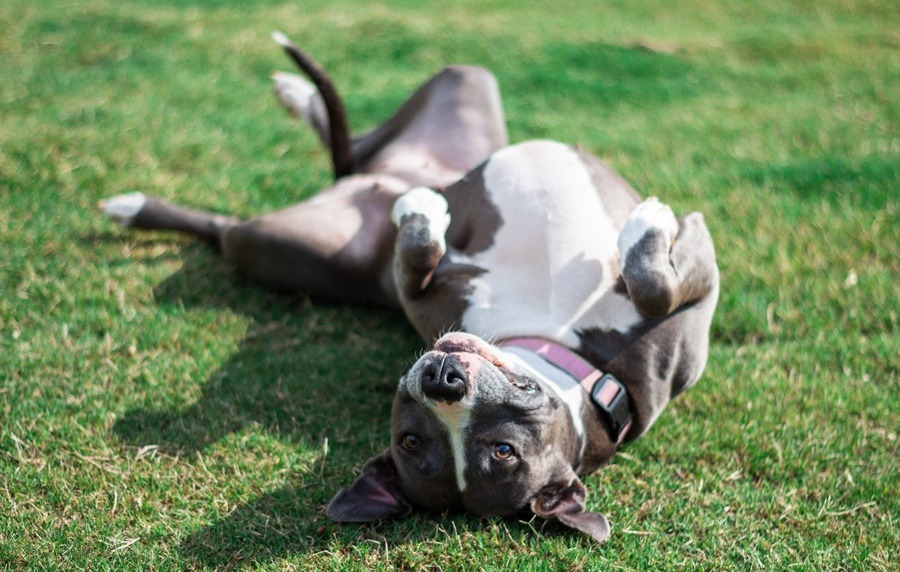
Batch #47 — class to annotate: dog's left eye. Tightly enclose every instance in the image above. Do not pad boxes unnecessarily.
[401,434,421,450]
[493,443,515,460]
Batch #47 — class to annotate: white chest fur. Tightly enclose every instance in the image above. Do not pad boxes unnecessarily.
[460,141,642,345]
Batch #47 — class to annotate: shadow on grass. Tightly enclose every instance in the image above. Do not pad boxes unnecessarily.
[112,242,418,456]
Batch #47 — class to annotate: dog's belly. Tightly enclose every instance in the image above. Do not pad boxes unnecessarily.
[457,141,643,345]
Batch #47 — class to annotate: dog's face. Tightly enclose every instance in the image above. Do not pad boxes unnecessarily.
[391,332,580,516]
[327,332,612,543]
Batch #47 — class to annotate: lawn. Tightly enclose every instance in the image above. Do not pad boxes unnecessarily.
[1,0,896,570]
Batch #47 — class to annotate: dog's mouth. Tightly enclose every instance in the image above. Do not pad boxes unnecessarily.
[432,332,504,366]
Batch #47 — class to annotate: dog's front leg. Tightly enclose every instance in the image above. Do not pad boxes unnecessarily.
[391,187,451,299]
[617,198,718,317]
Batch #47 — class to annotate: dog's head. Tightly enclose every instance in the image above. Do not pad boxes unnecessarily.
[327,332,610,543]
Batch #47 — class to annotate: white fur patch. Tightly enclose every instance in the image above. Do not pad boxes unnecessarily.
[617,197,679,268]
[272,71,328,131]
[391,186,451,252]
[461,141,642,341]
[101,192,146,226]
[273,72,317,118]
[432,402,472,492]
[271,30,292,48]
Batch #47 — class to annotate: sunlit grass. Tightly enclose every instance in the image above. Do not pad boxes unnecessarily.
[0,0,896,569]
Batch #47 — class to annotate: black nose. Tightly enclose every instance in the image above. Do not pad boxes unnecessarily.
[421,357,468,403]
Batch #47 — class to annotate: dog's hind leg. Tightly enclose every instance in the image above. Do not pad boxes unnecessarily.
[617,199,719,317]
[271,32,507,186]
[100,192,238,246]
[220,175,410,306]
[103,175,410,306]
[352,65,508,186]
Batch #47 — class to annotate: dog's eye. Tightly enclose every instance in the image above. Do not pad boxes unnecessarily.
[401,434,421,450]
[493,443,515,460]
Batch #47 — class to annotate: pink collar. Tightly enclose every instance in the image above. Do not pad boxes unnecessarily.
[500,337,633,444]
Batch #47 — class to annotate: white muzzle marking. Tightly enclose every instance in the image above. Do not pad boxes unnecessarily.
[432,402,472,492]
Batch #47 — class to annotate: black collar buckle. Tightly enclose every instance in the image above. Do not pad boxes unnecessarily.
[589,373,633,444]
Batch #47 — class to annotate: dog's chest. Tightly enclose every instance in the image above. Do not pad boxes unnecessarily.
[456,141,643,345]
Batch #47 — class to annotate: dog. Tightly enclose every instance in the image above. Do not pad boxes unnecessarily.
[101,33,719,544]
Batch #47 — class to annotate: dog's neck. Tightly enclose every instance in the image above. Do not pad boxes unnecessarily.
[500,337,633,472]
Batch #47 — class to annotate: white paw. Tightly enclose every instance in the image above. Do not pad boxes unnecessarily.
[618,197,679,263]
[392,186,451,243]
[272,72,327,126]
[99,192,146,226]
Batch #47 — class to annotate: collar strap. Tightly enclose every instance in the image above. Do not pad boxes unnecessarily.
[500,337,633,444]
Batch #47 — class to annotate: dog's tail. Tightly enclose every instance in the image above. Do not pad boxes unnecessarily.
[98,192,238,246]
[272,31,354,180]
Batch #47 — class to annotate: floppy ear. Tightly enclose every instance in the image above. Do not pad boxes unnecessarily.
[530,475,610,544]
[326,450,412,522]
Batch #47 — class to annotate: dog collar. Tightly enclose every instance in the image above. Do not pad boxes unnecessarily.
[500,337,633,444]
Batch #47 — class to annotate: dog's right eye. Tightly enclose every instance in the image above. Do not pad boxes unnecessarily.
[492,443,515,461]
[401,434,421,450]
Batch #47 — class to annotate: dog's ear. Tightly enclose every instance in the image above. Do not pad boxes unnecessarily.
[530,475,610,544]
[326,449,412,522]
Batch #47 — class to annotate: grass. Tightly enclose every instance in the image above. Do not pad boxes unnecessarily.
[0,0,896,569]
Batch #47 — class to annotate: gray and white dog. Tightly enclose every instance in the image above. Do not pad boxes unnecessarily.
[102,34,719,543]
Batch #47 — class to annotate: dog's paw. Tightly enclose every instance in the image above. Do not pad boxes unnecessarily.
[98,192,147,226]
[273,72,317,120]
[272,71,329,133]
[391,186,451,234]
[618,197,679,263]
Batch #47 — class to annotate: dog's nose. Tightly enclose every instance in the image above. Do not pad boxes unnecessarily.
[421,357,468,403]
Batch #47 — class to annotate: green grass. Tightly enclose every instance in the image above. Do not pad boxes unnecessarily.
[1,0,896,569]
